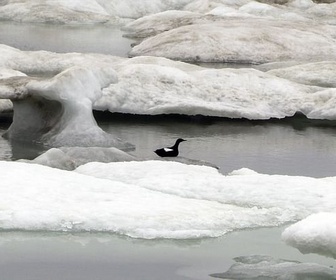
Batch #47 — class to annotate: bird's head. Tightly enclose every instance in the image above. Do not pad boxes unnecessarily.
[176,138,186,143]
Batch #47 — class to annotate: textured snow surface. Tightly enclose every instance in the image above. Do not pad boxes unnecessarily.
[0,160,335,240]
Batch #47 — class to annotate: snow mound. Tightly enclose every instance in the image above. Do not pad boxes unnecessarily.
[0,0,110,24]
[282,212,336,259]
[76,160,336,223]
[3,45,336,120]
[129,18,336,64]
[0,160,336,239]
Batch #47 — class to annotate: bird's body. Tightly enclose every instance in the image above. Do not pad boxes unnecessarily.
[154,138,186,157]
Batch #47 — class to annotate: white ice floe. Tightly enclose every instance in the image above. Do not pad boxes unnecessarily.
[0,0,111,24]
[22,147,137,170]
[0,0,198,23]
[129,18,336,64]
[0,44,126,75]
[267,61,336,88]
[2,45,336,121]
[211,255,336,279]
[97,56,325,119]
[76,161,336,225]
[1,0,336,24]
[0,64,133,149]
[0,160,335,239]
[282,213,336,259]
[123,10,202,38]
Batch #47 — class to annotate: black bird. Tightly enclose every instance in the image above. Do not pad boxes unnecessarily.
[154,138,186,157]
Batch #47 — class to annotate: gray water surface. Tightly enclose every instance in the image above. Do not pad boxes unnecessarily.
[0,227,334,280]
[98,116,336,177]
[2,116,336,177]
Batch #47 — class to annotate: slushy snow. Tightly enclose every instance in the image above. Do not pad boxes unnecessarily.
[0,160,335,240]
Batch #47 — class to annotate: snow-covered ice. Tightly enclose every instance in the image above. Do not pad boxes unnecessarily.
[76,161,336,222]
[1,0,336,24]
[0,0,111,24]
[267,61,336,88]
[122,10,202,39]
[0,63,133,149]
[96,56,314,119]
[22,147,137,170]
[0,0,197,23]
[3,45,336,121]
[0,160,335,239]
[129,18,336,64]
[282,212,336,259]
[211,255,336,279]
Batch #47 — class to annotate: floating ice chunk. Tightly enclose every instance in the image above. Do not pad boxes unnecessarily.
[0,66,133,149]
[123,10,201,38]
[0,0,334,24]
[0,0,110,24]
[239,1,284,16]
[96,57,317,119]
[20,148,76,170]
[93,0,197,19]
[60,147,137,166]
[76,161,336,224]
[0,0,201,23]
[1,160,336,239]
[23,147,137,170]
[282,213,336,259]
[214,0,252,8]
[129,18,336,64]
[300,88,336,120]
[2,45,336,120]
[228,168,259,176]
[0,44,126,76]
[239,1,309,21]
[288,0,315,9]
[0,161,258,239]
[46,0,108,15]
[207,6,257,18]
[268,61,336,88]
[211,255,336,279]
[0,68,26,112]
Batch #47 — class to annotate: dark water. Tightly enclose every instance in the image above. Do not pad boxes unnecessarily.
[98,114,336,178]
[2,114,336,177]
